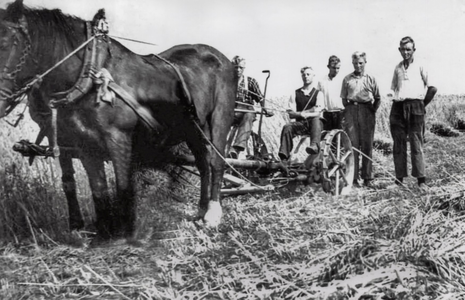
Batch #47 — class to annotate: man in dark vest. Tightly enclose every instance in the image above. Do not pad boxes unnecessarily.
[278,66,324,162]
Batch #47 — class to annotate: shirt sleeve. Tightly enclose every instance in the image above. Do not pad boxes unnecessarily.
[249,77,263,103]
[315,90,325,110]
[371,76,381,100]
[390,67,398,92]
[340,77,347,99]
[420,65,429,87]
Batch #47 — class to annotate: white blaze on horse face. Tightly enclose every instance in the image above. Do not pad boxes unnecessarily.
[203,201,222,227]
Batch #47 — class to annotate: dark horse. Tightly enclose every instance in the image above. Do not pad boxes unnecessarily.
[0,0,236,239]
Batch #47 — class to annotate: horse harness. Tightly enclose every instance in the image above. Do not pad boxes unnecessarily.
[0,17,32,117]
[5,12,197,159]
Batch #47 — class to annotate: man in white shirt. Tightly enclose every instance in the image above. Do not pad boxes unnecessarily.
[317,55,344,131]
[389,36,437,190]
[341,52,381,188]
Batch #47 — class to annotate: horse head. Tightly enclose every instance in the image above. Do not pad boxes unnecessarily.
[0,0,32,117]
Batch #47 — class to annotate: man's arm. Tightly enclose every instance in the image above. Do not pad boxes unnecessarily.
[420,65,437,107]
[249,77,274,117]
[391,67,398,94]
[424,86,437,107]
[300,91,324,119]
[340,77,349,107]
[249,77,263,104]
[300,110,321,119]
[288,110,320,119]
[372,76,381,111]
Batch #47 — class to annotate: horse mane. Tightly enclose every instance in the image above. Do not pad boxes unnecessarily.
[7,4,85,48]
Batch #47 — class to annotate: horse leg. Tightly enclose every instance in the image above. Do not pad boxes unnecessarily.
[58,153,85,230]
[105,133,136,238]
[79,154,113,239]
[186,133,213,222]
[205,147,226,226]
[185,122,223,227]
[203,93,235,226]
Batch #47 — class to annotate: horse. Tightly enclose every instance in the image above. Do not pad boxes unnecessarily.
[0,0,236,239]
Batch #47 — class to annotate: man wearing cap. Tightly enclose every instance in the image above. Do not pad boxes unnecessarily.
[389,36,437,190]
[278,66,324,162]
[341,51,381,188]
[230,55,272,158]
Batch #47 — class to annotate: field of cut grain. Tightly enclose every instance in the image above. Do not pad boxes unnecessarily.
[1,95,465,299]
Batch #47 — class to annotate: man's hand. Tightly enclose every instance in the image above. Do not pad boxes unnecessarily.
[263,108,274,117]
[287,109,300,119]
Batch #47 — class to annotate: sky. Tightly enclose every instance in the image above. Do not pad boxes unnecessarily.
[2,0,465,99]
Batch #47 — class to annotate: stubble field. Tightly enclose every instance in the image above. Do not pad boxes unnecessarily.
[1,95,465,299]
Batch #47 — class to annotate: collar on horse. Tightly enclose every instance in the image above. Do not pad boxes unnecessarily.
[49,20,110,107]
[5,10,198,159]
[0,18,32,118]
[47,15,196,128]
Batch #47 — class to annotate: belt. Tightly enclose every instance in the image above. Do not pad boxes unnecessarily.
[347,100,370,105]
[392,98,422,103]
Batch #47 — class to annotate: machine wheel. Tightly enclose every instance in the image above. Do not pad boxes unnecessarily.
[320,129,354,195]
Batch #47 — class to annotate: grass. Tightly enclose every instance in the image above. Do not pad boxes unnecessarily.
[1,95,465,299]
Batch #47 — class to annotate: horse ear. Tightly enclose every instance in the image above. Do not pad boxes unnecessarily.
[92,8,106,26]
[5,0,25,23]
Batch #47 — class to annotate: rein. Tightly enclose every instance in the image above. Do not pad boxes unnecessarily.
[37,37,96,92]
[1,15,106,162]
[4,12,197,161]
[1,35,96,117]
[108,35,157,46]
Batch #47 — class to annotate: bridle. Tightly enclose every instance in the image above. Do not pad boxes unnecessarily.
[0,18,32,117]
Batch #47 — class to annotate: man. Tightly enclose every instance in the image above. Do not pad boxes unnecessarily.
[341,52,380,188]
[278,66,324,162]
[230,56,271,158]
[316,55,344,130]
[389,36,437,190]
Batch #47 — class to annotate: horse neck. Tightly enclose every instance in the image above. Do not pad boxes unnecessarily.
[24,10,86,88]
[107,48,180,102]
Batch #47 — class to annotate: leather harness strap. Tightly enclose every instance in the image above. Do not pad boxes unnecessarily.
[107,81,161,132]
[25,13,196,160]
[50,21,109,107]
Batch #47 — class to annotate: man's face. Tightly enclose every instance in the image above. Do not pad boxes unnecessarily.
[352,58,366,74]
[301,69,315,85]
[328,62,341,78]
[399,42,415,61]
[234,63,245,78]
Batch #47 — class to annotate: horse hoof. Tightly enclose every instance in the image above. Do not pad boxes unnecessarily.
[202,201,222,227]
